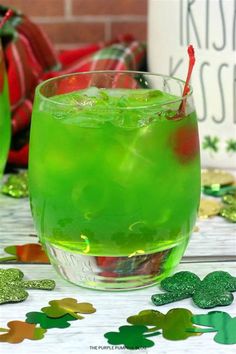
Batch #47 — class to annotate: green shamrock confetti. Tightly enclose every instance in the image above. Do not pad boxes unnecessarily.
[25,312,77,329]
[190,311,236,345]
[0,268,55,304]
[152,271,236,309]
[41,298,96,319]
[1,172,28,198]
[127,309,165,329]
[127,308,200,340]
[202,185,236,198]
[104,325,160,349]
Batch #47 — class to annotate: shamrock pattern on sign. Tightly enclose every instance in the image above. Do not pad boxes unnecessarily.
[226,139,236,153]
[202,135,219,153]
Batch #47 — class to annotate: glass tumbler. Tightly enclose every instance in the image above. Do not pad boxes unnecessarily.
[29,71,200,290]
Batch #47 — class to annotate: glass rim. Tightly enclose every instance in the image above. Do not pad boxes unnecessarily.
[36,70,193,110]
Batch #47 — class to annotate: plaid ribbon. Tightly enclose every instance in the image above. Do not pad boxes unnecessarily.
[0,6,146,167]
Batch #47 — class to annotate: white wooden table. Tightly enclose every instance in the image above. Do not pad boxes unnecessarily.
[0,187,236,354]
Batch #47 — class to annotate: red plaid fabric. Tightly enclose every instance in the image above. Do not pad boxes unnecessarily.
[0,6,146,167]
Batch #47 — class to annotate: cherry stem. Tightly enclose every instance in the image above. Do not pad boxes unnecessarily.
[0,9,14,30]
[179,45,195,114]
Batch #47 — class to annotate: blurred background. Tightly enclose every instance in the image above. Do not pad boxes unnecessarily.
[0,0,147,49]
[1,0,235,169]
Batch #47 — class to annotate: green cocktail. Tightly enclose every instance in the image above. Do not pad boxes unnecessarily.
[0,41,10,179]
[29,71,200,290]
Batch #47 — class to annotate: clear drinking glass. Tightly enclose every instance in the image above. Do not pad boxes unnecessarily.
[0,39,11,179]
[29,71,200,290]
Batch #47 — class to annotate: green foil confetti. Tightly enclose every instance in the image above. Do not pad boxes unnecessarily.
[0,321,47,343]
[1,172,28,198]
[220,205,236,222]
[152,271,236,309]
[41,298,96,319]
[104,325,159,349]
[0,268,55,304]
[127,308,200,341]
[202,185,236,197]
[25,312,77,329]
[191,311,236,345]
[127,309,165,328]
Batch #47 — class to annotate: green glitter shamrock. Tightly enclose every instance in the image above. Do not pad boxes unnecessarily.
[202,135,219,153]
[127,308,200,340]
[222,191,236,207]
[41,298,96,319]
[220,205,236,223]
[1,172,28,198]
[226,139,236,153]
[0,268,55,304]
[190,311,236,345]
[25,312,77,329]
[104,325,160,349]
[151,271,236,309]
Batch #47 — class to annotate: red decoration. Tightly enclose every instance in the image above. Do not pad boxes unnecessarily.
[172,126,199,163]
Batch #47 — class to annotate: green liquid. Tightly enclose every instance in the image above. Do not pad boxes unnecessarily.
[29,88,200,260]
[0,59,11,178]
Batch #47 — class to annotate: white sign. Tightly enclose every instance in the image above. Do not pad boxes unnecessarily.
[148,0,236,168]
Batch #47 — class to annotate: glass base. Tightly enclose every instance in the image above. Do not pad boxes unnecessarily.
[45,242,181,290]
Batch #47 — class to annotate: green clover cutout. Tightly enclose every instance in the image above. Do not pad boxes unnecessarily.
[190,311,236,345]
[25,312,77,329]
[226,139,236,153]
[152,271,236,309]
[127,308,200,340]
[202,135,219,153]
[104,325,160,349]
[0,268,55,304]
[41,298,96,319]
